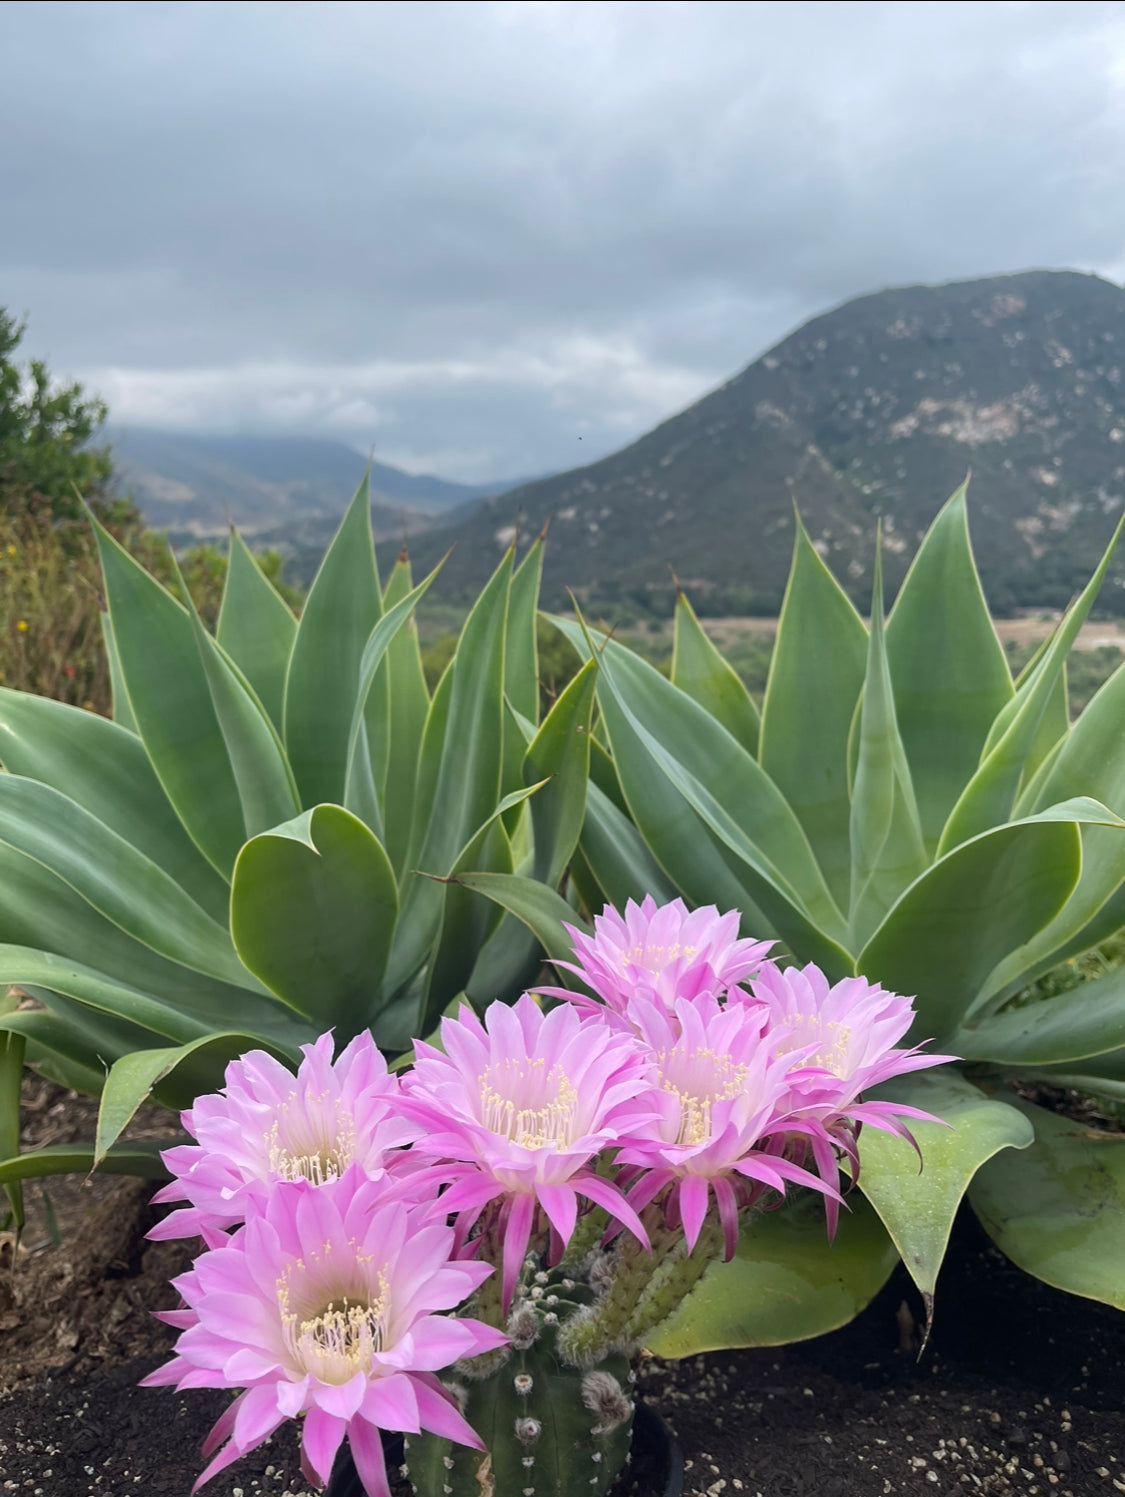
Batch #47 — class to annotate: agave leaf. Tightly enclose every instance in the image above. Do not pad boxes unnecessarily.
[854,1068,1033,1313]
[849,542,928,950]
[173,558,301,838]
[555,618,851,964]
[447,871,588,963]
[507,539,543,724]
[284,477,382,808]
[501,538,544,811]
[587,696,789,949]
[0,947,214,1044]
[0,689,229,921]
[17,1041,105,1098]
[645,1190,897,1357]
[672,591,760,757]
[857,803,1124,1045]
[986,617,1068,751]
[94,1031,296,1167]
[0,776,251,988]
[0,838,277,1021]
[884,482,1013,856]
[957,963,1125,1067]
[464,667,598,1007]
[0,1140,171,1185]
[342,562,442,838]
[386,551,512,997]
[1011,731,1068,822]
[231,804,398,1035]
[578,779,678,910]
[101,611,138,733]
[523,658,597,886]
[0,1010,24,1227]
[1020,666,1069,791]
[939,514,1124,855]
[983,659,1125,1002]
[968,1095,1125,1309]
[401,659,455,886]
[422,810,516,1033]
[1029,655,1125,819]
[381,554,432,877]
[216,529,297,733]
[1026,1046,1125,1100]
[6,950,314,1057]
[588,735,629,817]
[567,845,608,922]
[759,516,868,910]
[91,514,246,876]
[0,1000,160,1080]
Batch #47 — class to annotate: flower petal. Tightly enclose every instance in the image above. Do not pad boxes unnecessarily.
[348,1416,393,1497]
[301,1405,347,1487]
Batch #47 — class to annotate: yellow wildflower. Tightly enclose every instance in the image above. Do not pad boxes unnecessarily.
[16,620,28,633]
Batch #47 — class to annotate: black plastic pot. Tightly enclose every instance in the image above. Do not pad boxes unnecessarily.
[325,1401,683,1497]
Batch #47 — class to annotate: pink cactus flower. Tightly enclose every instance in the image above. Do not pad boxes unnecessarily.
[142,1168,506,1496]
[745,963,955,1227]
[149,1031,420,1242]
[400,994,655,1308]
[616,994,836,1258]
[749,962,952,1119]
[545,895,775,1027]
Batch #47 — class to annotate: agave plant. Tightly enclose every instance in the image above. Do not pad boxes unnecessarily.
[0,483,594,1220]
[467,481,1125,1344]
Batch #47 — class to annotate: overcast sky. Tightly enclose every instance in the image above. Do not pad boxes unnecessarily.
[4,0,1125,482]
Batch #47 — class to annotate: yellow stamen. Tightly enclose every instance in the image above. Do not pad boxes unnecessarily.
[278,1261,388,1383]
[628,941,698,972]
[658,1046,750,1146]
[266,1091,356,1184]
[781,1017,852,1077]
[479,1058,578,1150]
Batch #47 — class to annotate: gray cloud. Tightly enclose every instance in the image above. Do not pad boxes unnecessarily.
[3,0,1125,480]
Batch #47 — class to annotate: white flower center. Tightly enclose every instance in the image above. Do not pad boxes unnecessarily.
[278,1253,389,1384]
[266,1091,356,1185]
[628,941,697,975]
[779,1016,854,1078]
[657,1045,749,1147]
[479,1058,578,1151]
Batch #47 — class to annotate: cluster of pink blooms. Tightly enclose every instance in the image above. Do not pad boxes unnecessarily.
[145,896,950,1497]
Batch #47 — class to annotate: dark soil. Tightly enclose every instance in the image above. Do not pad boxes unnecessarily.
[1,1082,1123,1497]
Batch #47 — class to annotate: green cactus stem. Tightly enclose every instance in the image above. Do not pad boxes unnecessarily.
[406,1272,634,1497]
[555,1205,717,1368]
[622,1218,722,1347]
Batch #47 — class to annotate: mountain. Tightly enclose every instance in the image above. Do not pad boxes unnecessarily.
[399,270,1125,614]
[109,427,518,544]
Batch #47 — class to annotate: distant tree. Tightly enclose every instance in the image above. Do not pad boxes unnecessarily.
[0,310,114,516]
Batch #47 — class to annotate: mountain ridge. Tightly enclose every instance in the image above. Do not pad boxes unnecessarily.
[397,269,1125,614]
[111,425,524,543]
